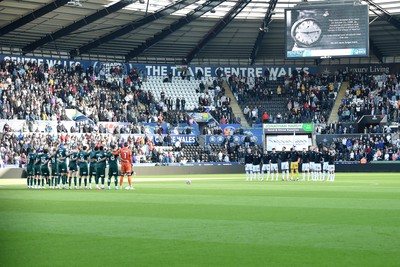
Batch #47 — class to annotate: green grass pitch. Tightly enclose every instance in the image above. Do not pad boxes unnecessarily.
[1,173,400,267]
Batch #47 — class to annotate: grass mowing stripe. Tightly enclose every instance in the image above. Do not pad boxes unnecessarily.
[2,231,398,267]
[1,199,399,227]
[1,194,400,210]
[1,211,399,253]
[4,187,400,199]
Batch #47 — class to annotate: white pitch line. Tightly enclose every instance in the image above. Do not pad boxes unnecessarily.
[0,177,236,186]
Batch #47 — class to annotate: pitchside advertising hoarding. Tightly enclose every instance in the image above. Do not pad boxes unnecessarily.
[3,131,197,145]
[263,124,313,151]
[205,126,264,145]
[3,53,399,78]
[263,123,313,133]
[319,64,400,75]
[0,54,316,79]
[285,3,369,58]
[206,135,263,146]
[265,135,312,151]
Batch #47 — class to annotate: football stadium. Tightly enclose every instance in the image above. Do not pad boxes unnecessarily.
[0,0,400,266]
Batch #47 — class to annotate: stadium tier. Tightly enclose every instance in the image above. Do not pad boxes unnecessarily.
[337,72,399,124]
[232,74,340,125]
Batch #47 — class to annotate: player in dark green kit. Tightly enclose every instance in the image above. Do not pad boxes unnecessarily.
[26,149,37,189]
[39,149,51,188]
[50,147,59,189]
[88,147,98,190]
[55,144,68,189]
[77,146,90,189]
[34,149,42,188]
[95,146,108,190]
[68,146,79,189]
[107,145,120,190]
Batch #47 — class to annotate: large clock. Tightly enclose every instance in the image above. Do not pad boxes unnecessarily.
[291,18,323,48]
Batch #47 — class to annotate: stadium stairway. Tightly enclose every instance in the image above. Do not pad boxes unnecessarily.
[328,81,349,123]
[222,80,250,128]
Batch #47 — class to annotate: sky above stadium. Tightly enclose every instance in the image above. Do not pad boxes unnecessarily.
[105,0,400,20]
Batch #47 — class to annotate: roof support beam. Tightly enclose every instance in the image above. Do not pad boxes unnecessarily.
[369,38,383,63]
[124,0,225,62]
[249,0,278,65]
[362,0,400,30]
[22,0,137,55]
[0,0,71,36]
[185,0,251,64]
[71,0,199,58]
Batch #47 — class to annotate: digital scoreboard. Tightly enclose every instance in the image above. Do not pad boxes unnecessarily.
[285,4,369,59]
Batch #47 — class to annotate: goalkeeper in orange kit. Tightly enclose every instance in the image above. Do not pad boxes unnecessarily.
[119,143,134,190]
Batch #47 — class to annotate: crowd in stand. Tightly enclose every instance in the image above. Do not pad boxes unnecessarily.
[337,72,400,123]
[314,121,395,135]
[230,70,339,125]
[0,59,130,122]
[318,133,400,162]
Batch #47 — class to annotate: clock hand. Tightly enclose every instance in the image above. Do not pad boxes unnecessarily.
[302,31,320,34]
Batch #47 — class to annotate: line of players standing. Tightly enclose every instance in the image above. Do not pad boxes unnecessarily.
[244,146,336,182]
[26,142,135,190]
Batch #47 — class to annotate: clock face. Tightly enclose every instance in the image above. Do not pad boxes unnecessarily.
[291,18,322,47]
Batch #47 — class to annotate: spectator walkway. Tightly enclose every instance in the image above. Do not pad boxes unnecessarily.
[328,81,349,123]
[222,80,249,128]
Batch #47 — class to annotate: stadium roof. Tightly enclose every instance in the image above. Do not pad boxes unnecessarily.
[0,0,399,64]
